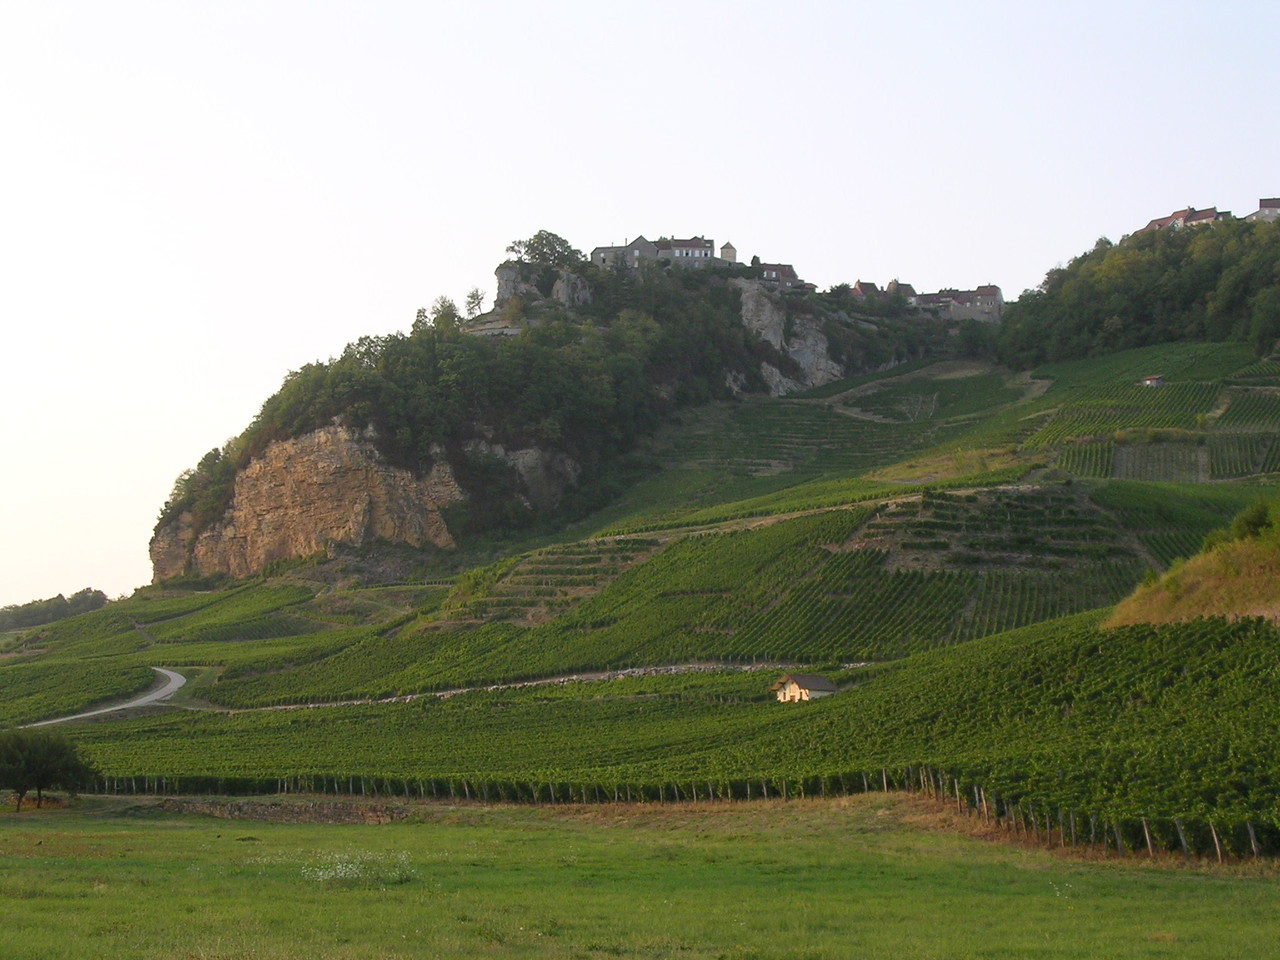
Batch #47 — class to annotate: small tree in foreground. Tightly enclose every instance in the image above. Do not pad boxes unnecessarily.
[0,728,96,812]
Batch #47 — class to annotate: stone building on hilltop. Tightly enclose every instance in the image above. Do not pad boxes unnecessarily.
[913,284,1004,323]
[1140,206,1232,232]
[1246,198,1280,223]
[591,235,736,271]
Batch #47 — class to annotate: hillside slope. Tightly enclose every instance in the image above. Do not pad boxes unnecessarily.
[151,254,947,580]
[1107,495,1280,626]
[9,341,1280,847]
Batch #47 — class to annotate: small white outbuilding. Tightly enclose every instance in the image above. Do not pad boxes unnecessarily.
[769,674,838,703]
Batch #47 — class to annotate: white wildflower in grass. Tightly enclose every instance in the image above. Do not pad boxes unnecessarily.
[301,850,416,888]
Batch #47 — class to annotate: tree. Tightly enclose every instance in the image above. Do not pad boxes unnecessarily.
[465,287,485,319]
[429,295,460,332]
[505,230,583,268]
[0,728,96,812]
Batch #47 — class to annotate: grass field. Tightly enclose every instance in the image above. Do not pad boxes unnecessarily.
[4,794,1278,960]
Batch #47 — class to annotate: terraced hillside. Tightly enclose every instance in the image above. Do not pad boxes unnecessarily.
[6,341,1280,844]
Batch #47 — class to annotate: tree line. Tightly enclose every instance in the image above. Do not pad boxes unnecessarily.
[1000,219,1280,368]
[0,588,107,631]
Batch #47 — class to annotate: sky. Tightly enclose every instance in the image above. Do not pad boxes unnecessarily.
[2,0,1277,607]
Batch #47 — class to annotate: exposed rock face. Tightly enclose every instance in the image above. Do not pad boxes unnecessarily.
[150,426,465,581]
[494,263,540,305]
[731,279,844,396]
[494,263,592,308]
[550,271,591,307]
[468,441,582,511]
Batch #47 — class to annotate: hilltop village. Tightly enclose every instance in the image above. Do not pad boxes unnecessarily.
[1140,196,1279,231]
[589,234,1005,323]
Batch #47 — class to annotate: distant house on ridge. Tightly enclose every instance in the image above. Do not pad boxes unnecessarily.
[914,285,1004,323]
[1245,198,1280,223]
[759,262,801,288]
[1140,206,1232,232]
[590,235,736,271]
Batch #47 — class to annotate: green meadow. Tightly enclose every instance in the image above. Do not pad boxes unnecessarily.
[4,795,1277,960]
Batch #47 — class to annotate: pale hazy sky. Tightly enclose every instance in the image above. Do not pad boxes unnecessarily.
[2,0,1277,607]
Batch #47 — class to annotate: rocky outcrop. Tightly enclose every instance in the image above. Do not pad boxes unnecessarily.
[467,441,582,511]
[731,279,844,396]
[550,271,591,307]
[150,426,465,581]
[494,263,592,308]
[494,263,541,305]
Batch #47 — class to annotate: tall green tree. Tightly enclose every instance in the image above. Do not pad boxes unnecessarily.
[505,230,583,268]
[0,728,96,812]
[464,287,485,318]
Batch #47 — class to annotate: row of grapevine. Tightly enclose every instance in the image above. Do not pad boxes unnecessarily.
[1112,442,1205,482]
[1056,442,1115,478]
[1058,436,1280,481]
[844,371,1021,423]
[1214,389,1280,430]
[657,400,939,474]
[1230,358,1280,381]
[142,583,314,642]
[1025,381,1220,447]
[0,660,156,727]
[1208,434,1273,478]
[85,759,1280,861]
[1089,480,1273,567]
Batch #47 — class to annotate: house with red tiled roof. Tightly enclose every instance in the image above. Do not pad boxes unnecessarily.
[915,285,1004,323]
[1140,206,1232,232]
[885,279,917,303]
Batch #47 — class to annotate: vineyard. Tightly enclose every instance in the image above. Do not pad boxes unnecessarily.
[8,341,1280,847]
[68,614,1280,856]
[655,398,944,475]
[1025,381,1220,447]
[841,369,1022,422]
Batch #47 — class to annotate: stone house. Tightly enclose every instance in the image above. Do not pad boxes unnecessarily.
[1245,199,1280,223]
[591,233,814,288]
[769,674,838,702]
[590,235,735,271]
[884,280,917,304]
[759,262,800,288]
[915,285,1004,323]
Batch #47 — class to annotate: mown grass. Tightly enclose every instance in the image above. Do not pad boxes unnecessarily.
[3,795,1279,960]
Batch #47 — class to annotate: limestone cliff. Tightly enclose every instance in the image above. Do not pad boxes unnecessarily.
[494,263,591,308]
[149,426,464,581]
[731,279,844,395]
